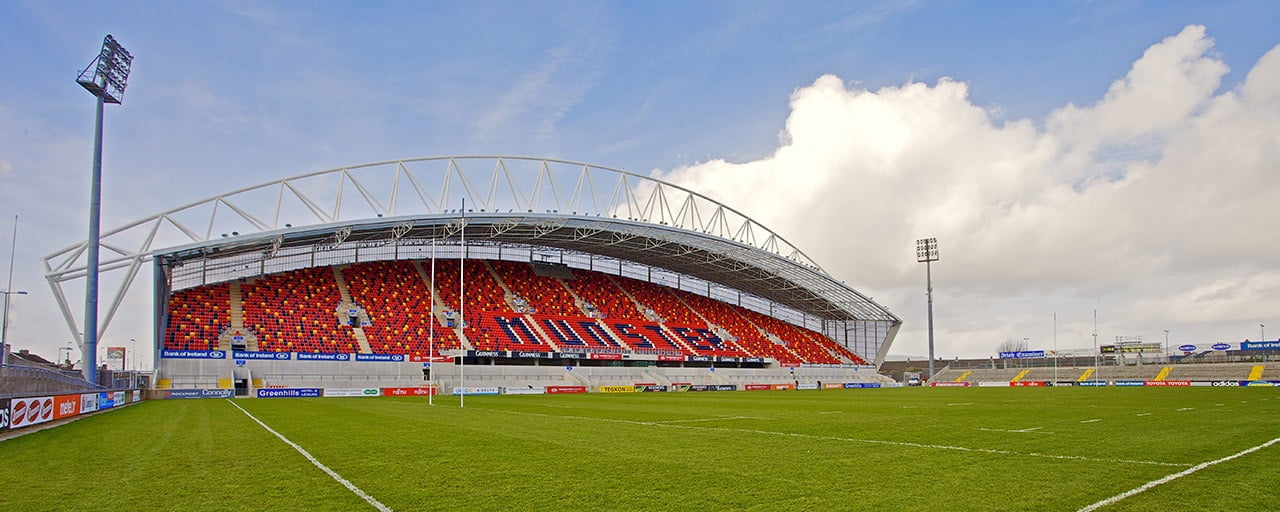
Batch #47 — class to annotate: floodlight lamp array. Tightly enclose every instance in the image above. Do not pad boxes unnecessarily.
[77,34,133,104]
[916,237,939,262]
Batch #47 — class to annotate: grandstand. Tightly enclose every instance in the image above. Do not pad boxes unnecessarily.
[42,156,901,394]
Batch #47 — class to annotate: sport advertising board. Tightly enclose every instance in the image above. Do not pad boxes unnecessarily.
[978,381,1010,387]
[98,392,115,409]
[634,385,668,392]
[1241,341,1280,350]
[323,388,381,397]
[546,386,587,394]
[256,388,322,398]
[598,385,635,393]
[842,383,881,389]
[797,383,819,390]
[744,384,771,391]
[1011,381,1046,387]
[161,350,226,359]
[0,398,8,429]
[9,396,54,429]
[1077,380,1108,387]
[929,382,971,387]
[232,351,292,361]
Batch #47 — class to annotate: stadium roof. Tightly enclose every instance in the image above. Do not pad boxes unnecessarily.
[44,156,900,354]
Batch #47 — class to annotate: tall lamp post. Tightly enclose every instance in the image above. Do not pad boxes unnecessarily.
[1,290,28,365]
[2,214,22,365]
[1163,329,1170,363]
[916,238,939,382]
[76,35,133,384]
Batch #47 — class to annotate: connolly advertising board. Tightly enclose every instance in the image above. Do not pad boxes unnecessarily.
[257,388,322,398]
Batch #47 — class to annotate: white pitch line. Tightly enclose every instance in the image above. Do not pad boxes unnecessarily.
[1136,413,1152,417]
[227,400,392,512]
[947,402,973,406]
[1077,437,1280,512]
[1081,419,1102,423]
[975,427,1047,434]
[816,411,842,415]
[653,416,764,424]
[1177,407,1194,412]
[487,408,1187,468]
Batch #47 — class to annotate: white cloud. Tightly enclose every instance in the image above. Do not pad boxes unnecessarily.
[656,25,1280,357]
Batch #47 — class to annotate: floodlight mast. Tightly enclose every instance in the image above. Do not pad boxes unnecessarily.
[76,34,133,385]
[916,238,939,382]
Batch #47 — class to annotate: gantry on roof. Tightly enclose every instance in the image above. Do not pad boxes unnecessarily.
[43,156,900,353]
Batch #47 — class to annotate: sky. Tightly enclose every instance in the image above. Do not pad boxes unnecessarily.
[1,0,1278,370]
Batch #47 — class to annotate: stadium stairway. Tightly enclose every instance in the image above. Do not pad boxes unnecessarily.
[1248,365,1265,380]
[1010,369,1031,383]
[332,267,374,354]
[1076,368,1095,382]
[954,370,972,383]
[1151,367,1173,381]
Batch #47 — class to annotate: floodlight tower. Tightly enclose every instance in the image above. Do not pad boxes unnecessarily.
[2,215,23,365]
[76,35,133,384]
[916,238,939,381]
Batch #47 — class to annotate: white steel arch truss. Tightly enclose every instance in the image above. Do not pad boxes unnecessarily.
[43,156,899,360]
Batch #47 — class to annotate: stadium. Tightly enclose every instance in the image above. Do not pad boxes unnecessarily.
[10,156,1280,511]
[41,155,901,395]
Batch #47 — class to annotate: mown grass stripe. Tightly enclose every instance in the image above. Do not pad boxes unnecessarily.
[227,399,393,512]
[485,407,1192,467]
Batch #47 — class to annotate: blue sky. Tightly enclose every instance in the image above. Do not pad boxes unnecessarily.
[2,0,1278,367]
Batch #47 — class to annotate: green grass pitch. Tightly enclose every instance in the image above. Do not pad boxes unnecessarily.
[1,388,1277,511]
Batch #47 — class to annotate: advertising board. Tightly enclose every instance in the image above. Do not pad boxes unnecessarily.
[451,387,500,395]
[1077,380,1108,387]
[842,383,881,389]
[323,388,381,397]
[978,381,1010,387]
[354,354,406,362]
[163,389,235,399]
[296,353,351,361]
[232,351,292,361]
[598,385,635,394]
[9,396,54,429]
[502,387,546,395]
[80,393,98,412]
[1144,380,1191,387]
[1114,380,1146,387]
[1241,341,1280,350]
[635,385,668,392]
[546,386,587,394]
[161,349,226,359]
[53,394,81,420]
[382,387,437,396]
[744,384,772,391]
[687,384,737,392]
[929,382,970,387]
[1011,381,1045,387]
[0,398,8,429]
[797,383,819,390]
[256,388,322,398]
